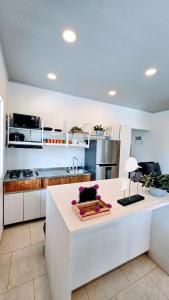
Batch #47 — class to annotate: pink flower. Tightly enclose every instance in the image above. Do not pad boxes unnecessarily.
[94,184,99,190]
[95,206,101,213]
[107,203,112,209]
[96,195,101,200]
[79,208,86,216]
[71,200,77,205]
[79,186,84,192]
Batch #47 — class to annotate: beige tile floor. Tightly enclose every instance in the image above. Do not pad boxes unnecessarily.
[0,221,169,300]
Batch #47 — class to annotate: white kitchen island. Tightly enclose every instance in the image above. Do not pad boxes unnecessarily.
[45,178,169,300]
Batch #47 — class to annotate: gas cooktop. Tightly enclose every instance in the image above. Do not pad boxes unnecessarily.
[9,169,34,179]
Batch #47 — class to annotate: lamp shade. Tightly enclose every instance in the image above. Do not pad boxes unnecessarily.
[124,157,141,172]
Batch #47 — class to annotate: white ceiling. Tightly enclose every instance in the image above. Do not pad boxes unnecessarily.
[0,0,169,113]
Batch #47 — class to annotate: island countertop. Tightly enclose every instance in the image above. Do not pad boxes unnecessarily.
[46,178,169,299]
[47,178,169,233]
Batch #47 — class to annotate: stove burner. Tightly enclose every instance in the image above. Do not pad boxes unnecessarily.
[9,170,20,179]
[23,169,33,178]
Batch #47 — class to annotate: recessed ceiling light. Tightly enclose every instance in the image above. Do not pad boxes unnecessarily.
[108,90,117,96]
[47,73,57,80]
[62,29,77,43]
[145,68,157,77]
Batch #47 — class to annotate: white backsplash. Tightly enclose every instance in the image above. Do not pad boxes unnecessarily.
[7,147,85,170]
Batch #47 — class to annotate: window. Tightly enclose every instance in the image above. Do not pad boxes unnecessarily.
[0,97,4,177]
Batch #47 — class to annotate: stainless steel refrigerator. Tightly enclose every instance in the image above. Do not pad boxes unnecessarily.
[85,139,120,180]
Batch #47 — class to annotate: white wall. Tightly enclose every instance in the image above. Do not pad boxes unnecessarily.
[0,44,8,238]
[7,82,153,171]
[131,129,154,162]
[130,110,169,174]
[150,111,169,174]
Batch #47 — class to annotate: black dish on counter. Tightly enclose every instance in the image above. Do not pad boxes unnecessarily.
[43,127,53,131]
[55,129,62,132]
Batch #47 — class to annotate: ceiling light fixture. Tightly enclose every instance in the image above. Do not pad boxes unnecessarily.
[47,73,57,80]
[108,90,117,96]
[145,68,157,77]
[62,29,77,43]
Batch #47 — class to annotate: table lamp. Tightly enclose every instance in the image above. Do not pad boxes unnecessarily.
[117,157,145,206]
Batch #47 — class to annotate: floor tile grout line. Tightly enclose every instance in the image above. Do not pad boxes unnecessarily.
[85,286,91,300]
[120,262,157,285]
[7,251,12,291]
[147,269,169,300]
[6,271,48,292]
[33,279,36,300]
[119,267,131,284]
[0,273,48,296]
[29,223,32,246]
[83,260,158,300]
[0,279,35,297]
[0,238,32,255]
[112,266,161,299]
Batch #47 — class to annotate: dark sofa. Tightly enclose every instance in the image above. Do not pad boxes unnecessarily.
[138,161,161,176]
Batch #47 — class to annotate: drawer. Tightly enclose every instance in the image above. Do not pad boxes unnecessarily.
[4,179,41,193]
[41,177,66,188]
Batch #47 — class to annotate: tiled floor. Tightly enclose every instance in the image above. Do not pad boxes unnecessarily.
[0,221,169,300]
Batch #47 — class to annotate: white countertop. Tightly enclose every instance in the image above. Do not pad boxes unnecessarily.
[47,178,169,233]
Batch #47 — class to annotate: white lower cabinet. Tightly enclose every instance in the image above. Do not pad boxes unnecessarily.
[40,189,46,217]
[4,189,46,225]
[24,190,41,221]
[4,193,24,225]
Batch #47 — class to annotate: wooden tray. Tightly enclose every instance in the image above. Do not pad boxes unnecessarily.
[73,199,111,221]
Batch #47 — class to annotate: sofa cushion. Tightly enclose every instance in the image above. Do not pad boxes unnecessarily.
[138,161,161,176]
[154,162,162,175]
[138,162,155,175]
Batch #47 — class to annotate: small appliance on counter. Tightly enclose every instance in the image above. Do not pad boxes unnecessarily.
[9,132,25,142]
[12,113,41,129]
[85,139,120,180]
[8,113,43,148]
[8,169,34,180]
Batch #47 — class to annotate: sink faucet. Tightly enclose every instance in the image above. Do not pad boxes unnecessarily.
[73,156,78,172]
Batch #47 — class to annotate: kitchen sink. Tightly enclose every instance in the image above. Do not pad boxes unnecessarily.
[66,169,87,174]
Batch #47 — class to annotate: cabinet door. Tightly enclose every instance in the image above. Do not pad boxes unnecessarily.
[65,174,92,184]
[40,190,46,217]
[65,176,79,184]
[4,193,23,225]
[24,191,41,221]
[78,174,92,182]
[41,177,66,188]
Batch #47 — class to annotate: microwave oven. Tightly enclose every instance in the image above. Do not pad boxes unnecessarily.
[13,113,41,129]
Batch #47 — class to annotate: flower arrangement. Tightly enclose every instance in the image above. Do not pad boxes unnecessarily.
[94,125,105,132]
[142,174,169,190]
[69,126,83,134]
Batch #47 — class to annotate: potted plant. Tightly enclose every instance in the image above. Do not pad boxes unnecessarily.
[142,174,169,197]
[94,125,105,136]
[70,126,83,134]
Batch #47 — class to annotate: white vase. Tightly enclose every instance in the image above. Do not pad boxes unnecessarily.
[95,130,104,136]
[150,187,167,197]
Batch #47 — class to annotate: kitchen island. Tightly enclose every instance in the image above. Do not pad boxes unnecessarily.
[45,178,169,300]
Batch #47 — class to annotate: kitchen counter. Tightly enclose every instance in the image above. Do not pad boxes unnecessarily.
[4,167,91,182]
[45,178,169,300]
[47,178,169,233]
